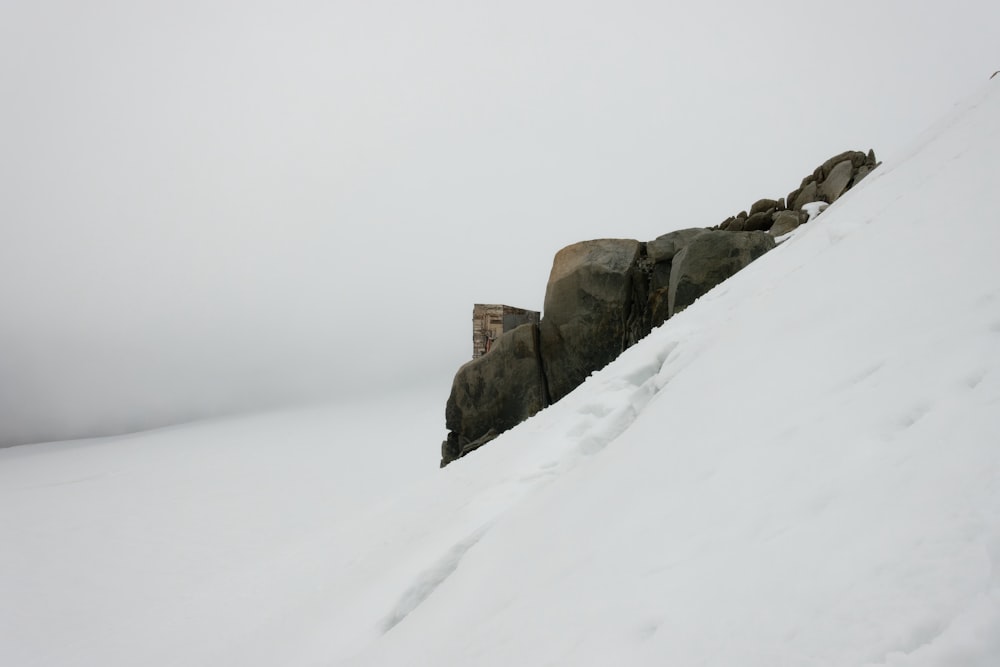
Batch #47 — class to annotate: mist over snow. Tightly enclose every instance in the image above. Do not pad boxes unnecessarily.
[2,70,1000,665]
[3,0,1000,444]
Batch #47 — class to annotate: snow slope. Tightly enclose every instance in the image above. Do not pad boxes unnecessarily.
[3,81,1000,665]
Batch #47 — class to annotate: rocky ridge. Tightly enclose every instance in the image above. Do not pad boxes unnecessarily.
[441,149,879,466]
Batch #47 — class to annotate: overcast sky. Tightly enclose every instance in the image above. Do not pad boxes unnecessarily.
[2,0,998,446]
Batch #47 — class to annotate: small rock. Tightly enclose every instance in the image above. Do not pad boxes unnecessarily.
[749,198,778,216]
[820,150,867,176]
[792,182,819,211]
[743,210,774,231]
[770,210,802,236]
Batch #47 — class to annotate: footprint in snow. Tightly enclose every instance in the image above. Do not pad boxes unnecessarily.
[965,368,988,389]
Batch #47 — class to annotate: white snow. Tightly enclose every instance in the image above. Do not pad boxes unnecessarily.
[3,81,1000,665]
[801,200,830,220]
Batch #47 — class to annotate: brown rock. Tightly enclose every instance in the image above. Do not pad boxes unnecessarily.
[442,323,548,466]
[540,239,643,402]
[820,159,854,203]
[749,198,779,216]
[770,210,802,236]
[792,181,820,211]
[743,210,774,231]
[668,231,776,317]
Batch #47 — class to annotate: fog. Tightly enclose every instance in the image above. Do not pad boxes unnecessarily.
[2,0,997,446]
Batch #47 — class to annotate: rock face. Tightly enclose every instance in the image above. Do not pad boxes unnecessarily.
[442,322,548,466]
[714,149,879,235]
[439,230,775,466]
[439,148,880,466]
[785,149,879,213]
[820,159,854,202]
[770,210,805,237]
[668,231,776,317]
[540,239,643,403]
[647,228,710,327]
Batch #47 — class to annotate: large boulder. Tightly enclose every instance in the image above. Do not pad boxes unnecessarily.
[647,228,710,328]
[668,231,776,316]
[770,210,805,237]
[647,228,710,264]
[540,239,642,403]
[743,210,775,231]
[441,322,548,466]
[791,181,820,211]
[820,159,854,203]
[749,198,779,216]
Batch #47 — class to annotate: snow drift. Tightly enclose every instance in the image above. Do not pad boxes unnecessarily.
[2,82,1000,666]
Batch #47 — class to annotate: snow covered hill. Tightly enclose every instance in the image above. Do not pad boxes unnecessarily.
[3,81,1000,666]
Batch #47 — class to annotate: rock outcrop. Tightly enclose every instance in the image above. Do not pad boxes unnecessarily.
[718,149,879,235]
[440,149,879,466]
[646,227,710,327]
[769,210,806,237]
[539,239,643,403]
[668,231,776,317]
[443,322,548,464]
[785,149,879,215]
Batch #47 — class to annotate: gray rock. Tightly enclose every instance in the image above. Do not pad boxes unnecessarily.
[645,229,710,330]
[668,231,776,316]
[770,210,802,236]
[442,322,548,466]
[743,209,775,231]
[727,217,746,232]
[749,198,778,216]
[648,287,671,329]
[820,159,854,203]
[650,260,673,292]
[786,187,802,210]
[792,181,819,211]
[460,429,499,457]
[540,239,642,402]
[647,228,710,263]
[820,150,867,178]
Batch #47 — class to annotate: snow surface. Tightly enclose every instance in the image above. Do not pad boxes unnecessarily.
[3,82,1000,665]
[801,200,830,220]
